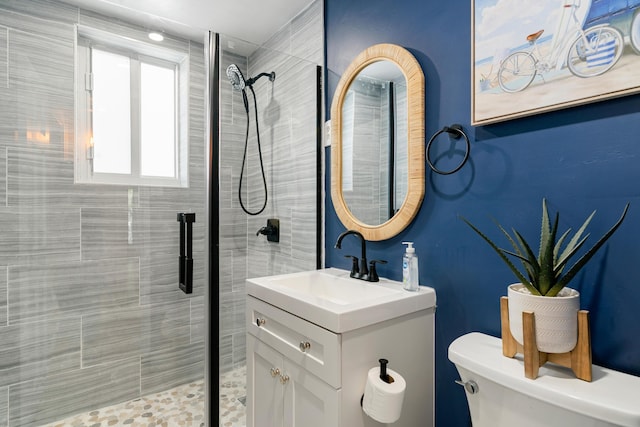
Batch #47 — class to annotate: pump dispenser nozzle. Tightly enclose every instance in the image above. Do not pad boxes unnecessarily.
[402,242,415,253]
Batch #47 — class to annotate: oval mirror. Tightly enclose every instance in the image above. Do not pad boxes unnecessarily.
[331,44,425,241]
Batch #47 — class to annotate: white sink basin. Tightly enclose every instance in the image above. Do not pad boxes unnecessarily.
[246,268,436,333]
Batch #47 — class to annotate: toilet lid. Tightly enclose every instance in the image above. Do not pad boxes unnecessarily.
[448,332,640,427]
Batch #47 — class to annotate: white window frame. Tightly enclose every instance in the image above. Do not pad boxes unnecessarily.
[75,26,189,187]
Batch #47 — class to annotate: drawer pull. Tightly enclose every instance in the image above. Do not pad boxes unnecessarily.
[299,341,311,352]
[279,374,290,385]
[270,367,280,377]
[256,318,266,327]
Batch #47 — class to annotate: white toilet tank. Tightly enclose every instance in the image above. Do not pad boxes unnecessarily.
[448,332,640,427]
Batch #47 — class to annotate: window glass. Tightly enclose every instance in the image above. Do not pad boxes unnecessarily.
[75,27,187,188]
[140,62,176,178]
[92,49,131,174]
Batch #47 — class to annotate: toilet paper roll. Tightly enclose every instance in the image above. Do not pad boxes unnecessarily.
[362,366,406,424]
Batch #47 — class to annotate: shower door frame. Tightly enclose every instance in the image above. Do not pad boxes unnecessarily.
[206,31,221,425]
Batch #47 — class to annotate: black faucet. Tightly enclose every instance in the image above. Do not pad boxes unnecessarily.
[335,230,369,279]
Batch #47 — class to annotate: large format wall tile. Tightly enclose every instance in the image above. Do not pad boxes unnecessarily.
[9,358,139,427]
[0,27,7,89]
[232,332,246,366]
[82,300,191,367]
[0,318,80,388]
[7,148,132,208]
[82,207,205,304]
[191,296,205,344]
[292,206,319,267]
[8,258,139,323]
[81,208,203,260]
[0,209,80,266]
[0,0,78,29]
[219,291,245,338]
[141,342,205,395]
[0,148,5,207]
[219,334,233,373]
[80,207,144,261]
[139,243,206,305]
[0,5,75,44]
[0,386,7,427]
[291,0,323,64]
[0,267,6,326]
[6,28,74,153]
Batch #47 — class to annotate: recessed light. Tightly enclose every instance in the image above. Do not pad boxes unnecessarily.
[148,32,164,42]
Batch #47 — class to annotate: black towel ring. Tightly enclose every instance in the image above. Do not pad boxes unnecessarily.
[426,124,470,175]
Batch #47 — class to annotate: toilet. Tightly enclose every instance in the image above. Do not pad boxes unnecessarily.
[448,332,640,427]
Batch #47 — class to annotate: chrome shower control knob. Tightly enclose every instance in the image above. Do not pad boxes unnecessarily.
[279,374,290,385]
[256,318,266,327]
[270,367,280,377]
[299,341,311,352]
[455,379,479,394]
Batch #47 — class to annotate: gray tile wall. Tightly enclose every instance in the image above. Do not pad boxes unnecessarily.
[341,78,409,225]
[0,1,206,425]
[218,0,323,373]
[343,86,386,225]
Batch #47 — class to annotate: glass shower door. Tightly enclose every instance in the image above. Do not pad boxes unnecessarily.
[216,27,321,426]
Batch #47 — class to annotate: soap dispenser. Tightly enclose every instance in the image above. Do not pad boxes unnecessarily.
[402,242,419,291]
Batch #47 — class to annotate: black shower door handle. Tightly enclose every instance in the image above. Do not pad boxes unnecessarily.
[177,213,196,294]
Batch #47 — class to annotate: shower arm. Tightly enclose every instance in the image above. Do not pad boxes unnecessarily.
[246,72,276,87]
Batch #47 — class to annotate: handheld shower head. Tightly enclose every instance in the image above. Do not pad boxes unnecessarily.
[226,64,246,91]
[226,64,276,91]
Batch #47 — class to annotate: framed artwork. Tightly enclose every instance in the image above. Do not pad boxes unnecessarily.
[472,0,640,125]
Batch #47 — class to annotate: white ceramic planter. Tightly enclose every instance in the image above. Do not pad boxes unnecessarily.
[507,283,580,353]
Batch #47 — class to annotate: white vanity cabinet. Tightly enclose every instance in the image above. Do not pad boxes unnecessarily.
[247,335,340,426]
[246,296,340,427]
[246,271,436,427]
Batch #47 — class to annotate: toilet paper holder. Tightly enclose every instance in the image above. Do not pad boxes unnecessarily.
[361,358,394,406]
[361,357,406,424]
[378,358,393,383]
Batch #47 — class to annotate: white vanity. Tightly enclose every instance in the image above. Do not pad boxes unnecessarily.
[245,268,436,427]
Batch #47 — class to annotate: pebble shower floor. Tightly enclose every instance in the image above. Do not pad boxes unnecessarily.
[40,365,246,427]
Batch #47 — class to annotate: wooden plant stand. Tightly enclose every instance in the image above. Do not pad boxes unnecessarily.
[500,296,592,382]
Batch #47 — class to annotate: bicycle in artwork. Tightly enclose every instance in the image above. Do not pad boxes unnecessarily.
[497,0,624,93]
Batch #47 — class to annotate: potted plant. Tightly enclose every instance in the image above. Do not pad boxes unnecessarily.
[461,199,629,353]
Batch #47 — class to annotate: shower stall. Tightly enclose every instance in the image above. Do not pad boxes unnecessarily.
[0,0,322,426]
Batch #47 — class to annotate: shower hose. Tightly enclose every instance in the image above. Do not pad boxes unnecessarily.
[238,85,268,216]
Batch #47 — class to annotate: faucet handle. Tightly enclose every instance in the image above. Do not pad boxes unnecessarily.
[344,255,360,278]
[367,259,387,282]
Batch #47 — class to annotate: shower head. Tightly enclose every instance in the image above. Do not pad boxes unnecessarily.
[226,64,246,91]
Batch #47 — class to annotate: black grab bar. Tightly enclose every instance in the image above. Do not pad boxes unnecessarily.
[177,212,196,294]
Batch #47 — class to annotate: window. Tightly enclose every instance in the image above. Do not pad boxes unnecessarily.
[75,26,188,187]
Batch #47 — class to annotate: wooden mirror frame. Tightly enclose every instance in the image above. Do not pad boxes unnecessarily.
[330,43,425,241]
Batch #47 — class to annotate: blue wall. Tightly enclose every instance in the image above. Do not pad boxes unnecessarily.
[324,1,640,426]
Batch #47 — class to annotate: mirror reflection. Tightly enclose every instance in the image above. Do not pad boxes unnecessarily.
[331,43,424,241]
[341,60,408,226]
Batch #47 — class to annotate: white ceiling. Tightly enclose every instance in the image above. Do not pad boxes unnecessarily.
[59,0,315,44]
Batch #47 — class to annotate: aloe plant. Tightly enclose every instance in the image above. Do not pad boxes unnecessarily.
[461,199,629,296]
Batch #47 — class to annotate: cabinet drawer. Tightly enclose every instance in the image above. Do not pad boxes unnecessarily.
[247,296,341,388]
